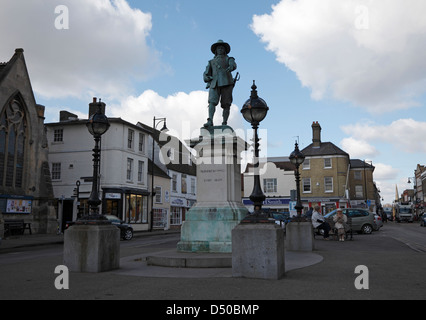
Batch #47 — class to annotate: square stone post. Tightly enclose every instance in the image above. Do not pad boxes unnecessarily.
[63,224,120,273]
[232,223,285,280]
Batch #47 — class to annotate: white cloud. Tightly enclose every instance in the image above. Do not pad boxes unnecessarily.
[341,119,426,153]
[0,0,159,100]
[340,137,378,158]
[251,0,426,113]
[108,90,246,141]
[373,163,399,181]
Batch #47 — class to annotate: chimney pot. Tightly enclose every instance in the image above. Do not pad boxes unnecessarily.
[312,121,322,148]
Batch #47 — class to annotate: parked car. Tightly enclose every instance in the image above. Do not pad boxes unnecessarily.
[420,213,426,227]
[105,215,134,240]
[272,212,291,228]
[65,215,134,240]
[373,214,383,231]
[324,208,375,234]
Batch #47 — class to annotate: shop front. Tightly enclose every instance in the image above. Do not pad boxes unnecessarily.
[242,197,291,213]
[169,196,194,228]
[102,187,150,230]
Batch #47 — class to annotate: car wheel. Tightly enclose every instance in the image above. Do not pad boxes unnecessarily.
[361,224,373,234]
[123,229,133,241]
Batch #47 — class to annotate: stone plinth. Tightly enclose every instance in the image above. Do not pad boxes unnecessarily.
[63,224,120,273]
[177,127,248,253]
[232,223,285,280]
[285,222,314,251]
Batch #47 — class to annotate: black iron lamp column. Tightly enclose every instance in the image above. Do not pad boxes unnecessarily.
[81,99,110,222]
[289,141,305,221]
[150,116,168,231]
[240,81,270,223]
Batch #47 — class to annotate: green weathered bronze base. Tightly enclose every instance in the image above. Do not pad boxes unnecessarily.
[177,205,248,253]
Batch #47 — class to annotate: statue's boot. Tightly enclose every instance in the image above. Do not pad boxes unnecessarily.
[204,118,213,127]
[204,104,215,127]
[222,107,230,126]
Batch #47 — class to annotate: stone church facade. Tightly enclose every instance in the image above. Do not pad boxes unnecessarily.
[0,49,56,234]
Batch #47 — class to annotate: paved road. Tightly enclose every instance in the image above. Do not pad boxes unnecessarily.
[0,223,425,301]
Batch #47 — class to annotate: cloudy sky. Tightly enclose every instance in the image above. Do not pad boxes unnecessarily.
[1,0,426,204]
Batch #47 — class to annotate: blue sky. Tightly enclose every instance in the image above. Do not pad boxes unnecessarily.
[1,0,426,204]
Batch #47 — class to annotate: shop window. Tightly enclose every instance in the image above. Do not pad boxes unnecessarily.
[170,207,182,225]
[125,194,147,223]
[153,208,167,228]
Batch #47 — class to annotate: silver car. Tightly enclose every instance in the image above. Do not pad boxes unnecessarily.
[373,214,383,231]
[324,208,376,234]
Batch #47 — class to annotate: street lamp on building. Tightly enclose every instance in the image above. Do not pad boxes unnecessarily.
[150,116,168,231]
[81,99,110,221]
[240,81,270,223]
[289,141,305,221]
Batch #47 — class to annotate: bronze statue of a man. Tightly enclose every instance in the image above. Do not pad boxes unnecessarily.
[203,40,237,128]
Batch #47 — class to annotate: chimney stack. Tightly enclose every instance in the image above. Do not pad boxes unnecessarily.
[312,121,321,148]
[88,97,106,118]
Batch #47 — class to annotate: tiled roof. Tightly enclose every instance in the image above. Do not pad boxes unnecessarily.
[301,142,349,157]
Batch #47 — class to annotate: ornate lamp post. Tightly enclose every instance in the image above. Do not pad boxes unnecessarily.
[241,81,270,222]
[81,99,110,222]
[289,141,305,221]
[150,116,168,231]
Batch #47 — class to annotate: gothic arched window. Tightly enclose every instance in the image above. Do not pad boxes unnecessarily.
[0,96,27,189]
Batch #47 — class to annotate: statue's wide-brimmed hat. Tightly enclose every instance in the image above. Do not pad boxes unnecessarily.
[211,39,231,54]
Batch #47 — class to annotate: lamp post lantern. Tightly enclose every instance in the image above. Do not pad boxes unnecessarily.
[150,116,168,231]
[289,141,305,221]
[240,81,270,223]
[82,99,110,221]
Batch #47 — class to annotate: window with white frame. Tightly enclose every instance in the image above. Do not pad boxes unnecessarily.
[126,158,133,181]
[303,178,311,193]
[354,171,362,180]
[263,178,277,193]
[324,158,332,168]
[137,160,144,183]
[54,129,63,142]
[155,186,162,203]
[355,185,363,198]
[172,174,178,192]
[51,163,61,180]
[324,177,333,192]
[138,132,145,153]
[181,174,187,194]
[190,177,196,194]
[128,129,134,149]
[170,207,182,225]
[302,158,310,169]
